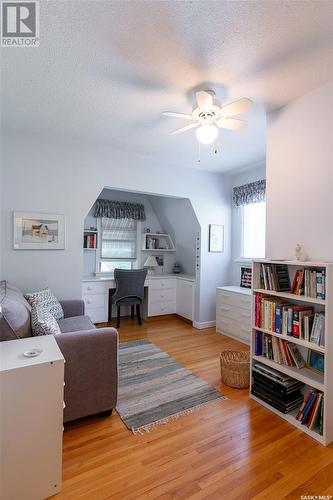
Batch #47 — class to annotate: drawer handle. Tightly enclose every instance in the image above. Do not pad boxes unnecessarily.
[220,306,231,311]
[241,299,249,304]
[160,294,165,298]
[221,320,230,325]
[87,299,91,304]
[87,286,92,291]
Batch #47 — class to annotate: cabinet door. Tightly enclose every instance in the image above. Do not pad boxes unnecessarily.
[176,279,194,321]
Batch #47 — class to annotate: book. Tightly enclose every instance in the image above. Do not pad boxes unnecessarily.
[287,344,306,369]
[292,306,313,338]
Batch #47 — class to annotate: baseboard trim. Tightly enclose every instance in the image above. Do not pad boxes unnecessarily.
[193,320,216,330]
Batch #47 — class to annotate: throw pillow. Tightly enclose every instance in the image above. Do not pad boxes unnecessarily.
[25,288,64,320]
[31,305,61,336]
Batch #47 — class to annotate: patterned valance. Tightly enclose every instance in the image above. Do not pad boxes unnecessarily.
[232,179,266,207]
[93,199,146,221]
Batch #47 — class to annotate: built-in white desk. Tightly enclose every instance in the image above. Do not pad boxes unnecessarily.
[82,274,195,323]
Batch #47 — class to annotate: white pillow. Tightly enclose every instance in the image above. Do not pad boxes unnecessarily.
[30,305,61,336]
[25,287,64,320]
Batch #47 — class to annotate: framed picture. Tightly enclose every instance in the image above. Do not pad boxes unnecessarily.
[209,224,224,253]
[13,212,65,250]
[307,350,324,376]
[240,267,252,288]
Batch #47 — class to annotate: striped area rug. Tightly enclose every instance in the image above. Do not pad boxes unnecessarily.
[117,339,225,433]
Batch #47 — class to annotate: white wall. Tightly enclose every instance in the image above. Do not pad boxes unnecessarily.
[266,81,333,261]
[1,128,231,323]
[229,162,266,284]
[149,196,199,276]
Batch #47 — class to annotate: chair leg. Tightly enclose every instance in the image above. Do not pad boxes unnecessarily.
[117,306,120,328]
[136,304,142,326]
[131,305,135,319]
[108,290,112,322]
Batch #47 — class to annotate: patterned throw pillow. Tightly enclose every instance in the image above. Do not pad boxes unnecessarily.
[25,288,64,320]
[30,305,61,336]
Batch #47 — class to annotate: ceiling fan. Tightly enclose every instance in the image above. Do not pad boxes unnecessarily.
[163,90,253,145]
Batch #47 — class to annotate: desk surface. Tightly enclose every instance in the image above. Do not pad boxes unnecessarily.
[216,285,252,295]
[82,273,195,283]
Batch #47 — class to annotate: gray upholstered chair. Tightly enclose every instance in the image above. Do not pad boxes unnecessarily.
[109,268,147,328]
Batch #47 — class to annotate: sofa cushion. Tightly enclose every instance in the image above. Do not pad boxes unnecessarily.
[0,281,32,341]
[25,288,64,320]
[58,315,95,333]
[31,305,61,336]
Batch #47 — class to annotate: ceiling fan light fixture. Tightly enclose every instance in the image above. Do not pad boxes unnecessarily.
[196,124,218,145]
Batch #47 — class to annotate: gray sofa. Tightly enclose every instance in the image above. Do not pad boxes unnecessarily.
[0,282,118,423]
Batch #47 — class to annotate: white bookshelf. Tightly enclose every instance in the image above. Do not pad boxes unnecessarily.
[142,233,176,252]
[250,259,333,445]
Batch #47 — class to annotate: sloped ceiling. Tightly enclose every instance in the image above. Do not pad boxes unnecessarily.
[1,1,333,172]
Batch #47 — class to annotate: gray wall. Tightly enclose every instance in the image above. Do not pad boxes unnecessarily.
[228,162,266,285]
[1,128,231,324]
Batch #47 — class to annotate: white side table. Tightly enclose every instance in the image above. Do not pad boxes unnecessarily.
[0,336,65,500]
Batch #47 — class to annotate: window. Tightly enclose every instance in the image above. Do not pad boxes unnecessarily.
[241,202,266,259]
[99,218,137,272]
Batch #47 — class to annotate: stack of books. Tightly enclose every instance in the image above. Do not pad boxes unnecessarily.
[251,362,304,414]
[255,294,325,346]
[291,268,326,299]
[259,264,326,300]
[295,389,324,434]
[260,264,291,292]
[255,331,306,368]
[83,233,97,249]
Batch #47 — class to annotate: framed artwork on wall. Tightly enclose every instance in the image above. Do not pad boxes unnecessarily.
[209,224,224,253]
[13,212,65,250]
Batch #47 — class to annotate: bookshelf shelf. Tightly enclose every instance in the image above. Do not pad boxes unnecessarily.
[250,395,325,444]
[253,327,326,354]
[251,259,333,446]
[252,355,324,391]
[253,289,326,305]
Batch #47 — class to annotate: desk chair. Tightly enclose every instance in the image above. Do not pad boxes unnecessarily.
[108,268,147,328]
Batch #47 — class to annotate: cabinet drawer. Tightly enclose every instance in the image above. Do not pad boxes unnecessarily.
[85,307,107,324]
[216,290,251,310]
[216,304,252,322]
[82,282,106,295]
[82,293,106,308]
[216,316,251,340]
[148,300,176,317]
[148,288,175,303]
[149,279,175,291]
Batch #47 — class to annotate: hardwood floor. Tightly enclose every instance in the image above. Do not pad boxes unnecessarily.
[60,317,333,499]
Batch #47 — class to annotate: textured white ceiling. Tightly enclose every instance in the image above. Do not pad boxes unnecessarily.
[2,1,333,172]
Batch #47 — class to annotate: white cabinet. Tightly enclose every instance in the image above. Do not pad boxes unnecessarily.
[176,278,194,321]
[0,336,64,500]
[148,278,176,316]
[82,281,108,323]
[216,286,251,344]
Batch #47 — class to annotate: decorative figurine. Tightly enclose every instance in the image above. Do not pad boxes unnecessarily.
[295,243,302,261]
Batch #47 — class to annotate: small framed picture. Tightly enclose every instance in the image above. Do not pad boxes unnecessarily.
[307,350,324,376]
[209,224,224,253]
[13,211,65,250]
[240,267,252,288]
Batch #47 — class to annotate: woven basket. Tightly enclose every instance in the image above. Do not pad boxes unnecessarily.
[220,350,250,388]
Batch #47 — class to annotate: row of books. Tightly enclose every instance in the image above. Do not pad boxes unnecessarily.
[251,362,304,414]
[259,263,326,300]
[83,234,97,249]
[254,294,325,346]
[291,268,326,300]
[295,389,323,434]
[255,331,306,369]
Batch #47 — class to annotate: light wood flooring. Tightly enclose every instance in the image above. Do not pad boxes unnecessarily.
[60,317,333,499]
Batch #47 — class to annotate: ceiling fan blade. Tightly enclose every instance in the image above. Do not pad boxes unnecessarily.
[171,122,199,135]
[196,91,213,111]
[221,97,253,117]
[216,117,247,130]
[163,112,193,120]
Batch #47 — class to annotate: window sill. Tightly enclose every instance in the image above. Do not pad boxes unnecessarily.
[234,258,253,264]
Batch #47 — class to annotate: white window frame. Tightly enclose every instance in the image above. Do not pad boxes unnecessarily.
[95,219,141,275]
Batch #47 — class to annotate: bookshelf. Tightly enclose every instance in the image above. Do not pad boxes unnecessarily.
[142,233,175,252]
[250,259,333,445]
[83,229,98,250]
